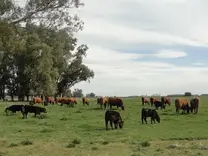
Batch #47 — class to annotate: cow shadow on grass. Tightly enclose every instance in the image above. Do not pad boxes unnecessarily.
[95,128,106,131]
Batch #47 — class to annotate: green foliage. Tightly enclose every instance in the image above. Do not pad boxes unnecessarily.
[86,92,96,97]
[0,0,94,99]
[184,92,192,96]
[72,88,83,97]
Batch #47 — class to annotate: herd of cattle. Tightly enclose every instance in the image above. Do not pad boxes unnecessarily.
[3,96,200,130]
[141,96,200,114]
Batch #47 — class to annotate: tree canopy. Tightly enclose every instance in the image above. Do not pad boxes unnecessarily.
[0,0,94,101]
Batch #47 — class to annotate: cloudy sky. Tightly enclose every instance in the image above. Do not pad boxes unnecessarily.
[19,0,208,96]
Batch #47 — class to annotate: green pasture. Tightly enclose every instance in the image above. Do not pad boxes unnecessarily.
[0,96,208,156]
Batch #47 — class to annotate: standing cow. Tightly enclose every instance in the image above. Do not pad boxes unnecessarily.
[108,97,125,111]
[99,97,108,109]
[190,97,199,114]
[82,97,89,106]
[142,97,150,105]
[175,98,190,114]
[30,97,43,105]
[161,96,171,106]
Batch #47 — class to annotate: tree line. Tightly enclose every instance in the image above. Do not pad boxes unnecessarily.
[0,0,94,101]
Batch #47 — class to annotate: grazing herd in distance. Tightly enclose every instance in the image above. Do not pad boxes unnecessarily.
[3,95,200,130]
[141,96,200,114]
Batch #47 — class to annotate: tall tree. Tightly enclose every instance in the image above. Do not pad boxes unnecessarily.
[0,0,95,100]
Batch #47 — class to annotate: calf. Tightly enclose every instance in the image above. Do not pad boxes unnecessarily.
[141,108,160,124]
[21,105,47,119]
[5,105,24,115]
[105,110,124,130]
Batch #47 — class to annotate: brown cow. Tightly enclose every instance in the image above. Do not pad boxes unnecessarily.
[142,97,150,105]
[82,97,89,105]
[190,97,199,114]
[55,97,62,104]
[108,97,125,111]
[99,97,108,109]
[46,96,55,104]
[30,97,43,105]
[161,96,171,106]
[175,98,189,114]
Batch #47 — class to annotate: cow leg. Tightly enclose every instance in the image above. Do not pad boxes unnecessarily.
[142,117,144,124]
[144,117,148,124]
[104,104,106,109]
[24,112,28,119]
[105,119,109,130]
[110,121,113,130]
[114,122,118,129]
[21,112,25,119]
[151,117,153,124]
[39,113,43,119]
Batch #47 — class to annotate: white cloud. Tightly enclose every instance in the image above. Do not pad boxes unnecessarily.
[71,0,208,96]
[154,50,187,58]
[192,62,206,66]
[16,0,208,96]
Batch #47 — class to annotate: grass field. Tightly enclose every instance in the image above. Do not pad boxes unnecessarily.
[0,96,208,156]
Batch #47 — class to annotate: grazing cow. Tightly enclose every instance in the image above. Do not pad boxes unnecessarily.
[99,97,108,109]
[150,97,159,106]
[60,98,76,107]
[141,108,160,124]
[30,97,43,105]
[55,97,62,104]
[5,105,24,115]
[154,101,165,110]
[142,97,150,105]
[108,97,125,110]
[161,97,171,106]
[190,97,199,114]
[105,110,124,130]
[70,98,77,105]
[175,98,189,114]
[82,97,89,105]
[21,105,47,119]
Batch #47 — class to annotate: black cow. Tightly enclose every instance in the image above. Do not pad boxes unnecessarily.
[141,96,144,106]
[105,110,124,130]
[154,101,165,110]
[21,105,47,119]
[97,97,101,105]
[5,105,24,115]
[141,108,160,124]
[190,97,199,114]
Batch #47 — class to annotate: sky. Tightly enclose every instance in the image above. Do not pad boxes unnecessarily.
[18,0,208,96]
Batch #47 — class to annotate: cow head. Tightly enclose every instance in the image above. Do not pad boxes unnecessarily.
[121,105,125,111]
[118,120,124,129]
[4,107,8,113]
[154,110,160,123]
[41,108,47,113]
